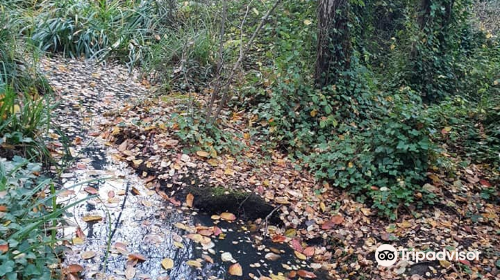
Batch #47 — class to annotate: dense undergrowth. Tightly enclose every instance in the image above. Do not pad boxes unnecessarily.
[3,0,499,223]
[0,0,498,277]
[19,0,498,219]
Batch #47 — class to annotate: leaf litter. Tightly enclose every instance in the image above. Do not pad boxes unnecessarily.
[44,55,499,279]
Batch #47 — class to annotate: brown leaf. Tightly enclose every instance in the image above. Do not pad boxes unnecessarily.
[0,205,7,212]
[303,247,315,257]
[128,253,147,262]
[331,215,344,225]
[291,239,303,252]
[272,234,286,243]
[0,243,8,254]
[297,270,317,278]
[131,187,141,196]
[84,186,98,195]
[66,264,83,274]
[228,263,243,276]
[186,193,194,208]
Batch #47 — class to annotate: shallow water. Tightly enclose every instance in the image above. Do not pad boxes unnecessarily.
[44,57,310,280]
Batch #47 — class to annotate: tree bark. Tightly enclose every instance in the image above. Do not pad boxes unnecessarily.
[314,0,351,88]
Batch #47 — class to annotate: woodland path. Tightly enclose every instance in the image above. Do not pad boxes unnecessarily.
[42,56,306,280]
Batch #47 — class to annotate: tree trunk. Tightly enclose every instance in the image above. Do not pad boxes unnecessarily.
[314,0,351,88]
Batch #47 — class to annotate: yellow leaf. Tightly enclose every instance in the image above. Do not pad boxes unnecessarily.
[207,159,219,166]
[294,251,307,260]
[310,110,317,117]
[269,273,287,280]
[303,19,312,26]
[284,228,297,237]
[174,241,184,248]
[320,202,326,212]
[397,220,413,229]
[72,237,84,245]
[439,259,451,268]
[186,259,202,268]
[220,212,236,221]
[161,258,174,270]
[229,263,243,276]
[196,150,210,157]
[13,104,21,114]
[82,215,103,222]
[112,126,120,135]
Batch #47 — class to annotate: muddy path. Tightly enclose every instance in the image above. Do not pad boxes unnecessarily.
[42,57,316,280]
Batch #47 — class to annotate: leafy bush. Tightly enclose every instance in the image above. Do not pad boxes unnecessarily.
[298,91,437,219]
[0,157,83,280]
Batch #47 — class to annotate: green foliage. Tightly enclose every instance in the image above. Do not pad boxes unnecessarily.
[0,157,84,280]
[169,113,245,156]
[0,86,51,160]
[0,5,51,94]
[31,0,173,68]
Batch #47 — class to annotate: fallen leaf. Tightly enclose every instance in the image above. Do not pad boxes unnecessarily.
[294,251,307,260]
[303,247,315,257]
[265,252,281,261]
[186,259,202,268]
[81,251,96,260]
[161,258,174,270]
[229,263,243,276]
[297,270,317,278]
[291,239,303,252]
[272,234,286,243]
[125,265,135,279]
[331,215,344,224]
[131,187,141,196]
[186,193,194,208]
[67,264,83,274]
[196,150,210,157]
[84,186,98,195]
[82,215,103,223]
[128,253,147,262]
[0,243,8,253]
[220,212,236,221]
[221,252,234,262]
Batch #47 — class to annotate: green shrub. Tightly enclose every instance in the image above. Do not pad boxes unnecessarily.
[299,92,437,219]
[0,157,84,280]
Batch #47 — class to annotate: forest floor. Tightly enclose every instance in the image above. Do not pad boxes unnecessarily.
[44,56,499,280]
